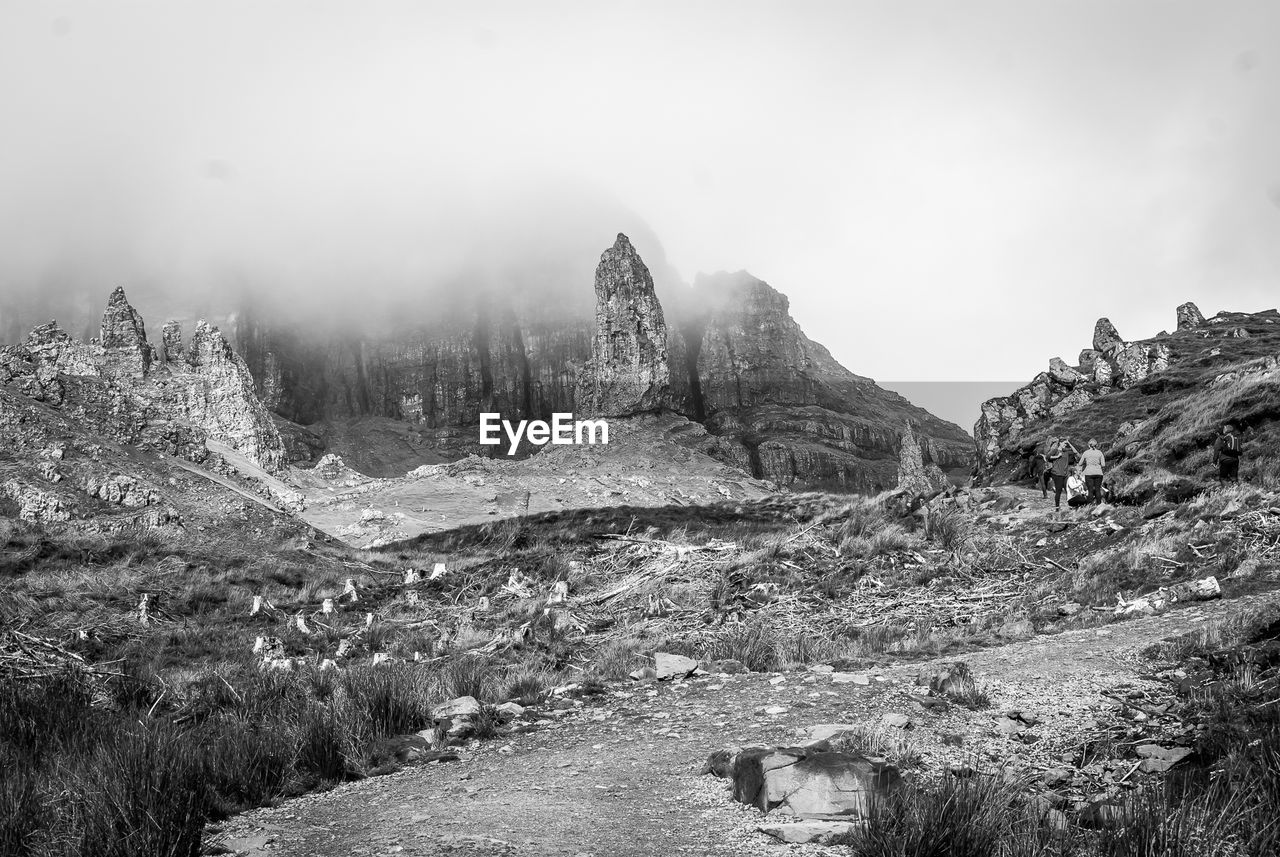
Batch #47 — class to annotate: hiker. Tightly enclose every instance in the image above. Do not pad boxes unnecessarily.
[1213,423,1243,484]
[1047,438,1078,509]
[1079,438,1106,504]
[1035,438,1057,499]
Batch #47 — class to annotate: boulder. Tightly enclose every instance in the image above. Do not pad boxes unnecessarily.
[653,652,699,680]
[1176,302,1205,330]
[432,696,481,719]
[731,746,901,818]
[880,712,912,730]
[1135,744,1193,773]
[1048,357,1082,385]
[1093,318,1124,353]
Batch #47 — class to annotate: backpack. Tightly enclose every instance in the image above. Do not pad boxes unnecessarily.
[1224,434,1241,456]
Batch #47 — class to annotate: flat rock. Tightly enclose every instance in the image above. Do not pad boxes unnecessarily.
[758,820,859,844]
[732,747,901,818]
[1135,745,1193,772]
[432,696,481,719]
[653,652,699,680]
[830,672,871,685]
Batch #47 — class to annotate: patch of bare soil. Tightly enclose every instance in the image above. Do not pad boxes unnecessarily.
[214,590,1280,857]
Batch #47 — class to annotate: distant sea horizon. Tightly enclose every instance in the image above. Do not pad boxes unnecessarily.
[877,381,1025,438]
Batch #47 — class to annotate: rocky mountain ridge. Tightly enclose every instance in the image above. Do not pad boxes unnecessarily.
[235,234,972,491]
[974,301,1280,485]
[1,288,286,473]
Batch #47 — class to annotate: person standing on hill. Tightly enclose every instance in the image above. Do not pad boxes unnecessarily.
[1033,439,1054,498]
[1213,423,1243,484]
[1079,438,1106,505]
[1048,438,1077,509]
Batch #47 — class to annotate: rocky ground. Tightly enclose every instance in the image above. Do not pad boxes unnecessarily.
[291,414,774,548]
[215,589,1278,857]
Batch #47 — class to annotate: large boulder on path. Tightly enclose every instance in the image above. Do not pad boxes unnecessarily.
[731,746,901,818]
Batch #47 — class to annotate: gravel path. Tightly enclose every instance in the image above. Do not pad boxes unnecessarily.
[214,588,1280,857]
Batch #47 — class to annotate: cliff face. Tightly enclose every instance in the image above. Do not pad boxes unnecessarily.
[676,271,972,491]
[232,237,974,490]
[0,289,286,472]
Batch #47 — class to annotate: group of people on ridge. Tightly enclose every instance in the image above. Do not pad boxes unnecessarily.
[1033,423,1244,509]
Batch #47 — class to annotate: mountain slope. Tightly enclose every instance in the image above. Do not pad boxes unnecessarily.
[974,301,1280,492]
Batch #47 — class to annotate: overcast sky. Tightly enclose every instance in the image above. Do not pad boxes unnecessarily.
[2,1,1278,388]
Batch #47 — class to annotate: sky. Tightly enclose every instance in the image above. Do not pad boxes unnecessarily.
[2,1,1279,411]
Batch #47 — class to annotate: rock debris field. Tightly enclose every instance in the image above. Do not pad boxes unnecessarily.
[216,589,1277,857]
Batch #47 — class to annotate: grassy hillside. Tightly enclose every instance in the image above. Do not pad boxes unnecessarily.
[981,309,1280,495]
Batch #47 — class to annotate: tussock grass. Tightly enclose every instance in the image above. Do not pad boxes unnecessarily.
[825,726,923,769]
[701,618,783,672]
[929,662,991,710]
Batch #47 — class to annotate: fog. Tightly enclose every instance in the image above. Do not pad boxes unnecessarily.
[2,1,1279,382]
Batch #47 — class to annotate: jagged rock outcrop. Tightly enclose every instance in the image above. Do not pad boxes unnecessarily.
[0,289,286,472]
[160,320,183,363]
[1,478,71,522]
[971,305,1279,481]
[1114,342,1171,388]
[180,321,286,470]
[576,234,671,417]
[1093,318,1123,352]
[896,420,951,495]
[100,286,153,377]
[230,237,973,489]
[1176,302,1206,331]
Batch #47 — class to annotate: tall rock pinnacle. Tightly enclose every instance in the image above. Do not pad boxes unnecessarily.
[100,286,152,377]
[896,419,950,496]
[576,234,671,417]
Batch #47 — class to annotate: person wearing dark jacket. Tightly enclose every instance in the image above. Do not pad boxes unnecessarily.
[1213,423,1243,484]
[1047,439,1077,509]
[1033,438,1055,498]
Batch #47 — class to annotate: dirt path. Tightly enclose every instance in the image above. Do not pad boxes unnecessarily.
[214,588,1279,857]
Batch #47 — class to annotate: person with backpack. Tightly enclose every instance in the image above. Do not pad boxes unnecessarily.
[1214,423,1243,484]
[1047,438,1077,509]
[1079,438,1106,504]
